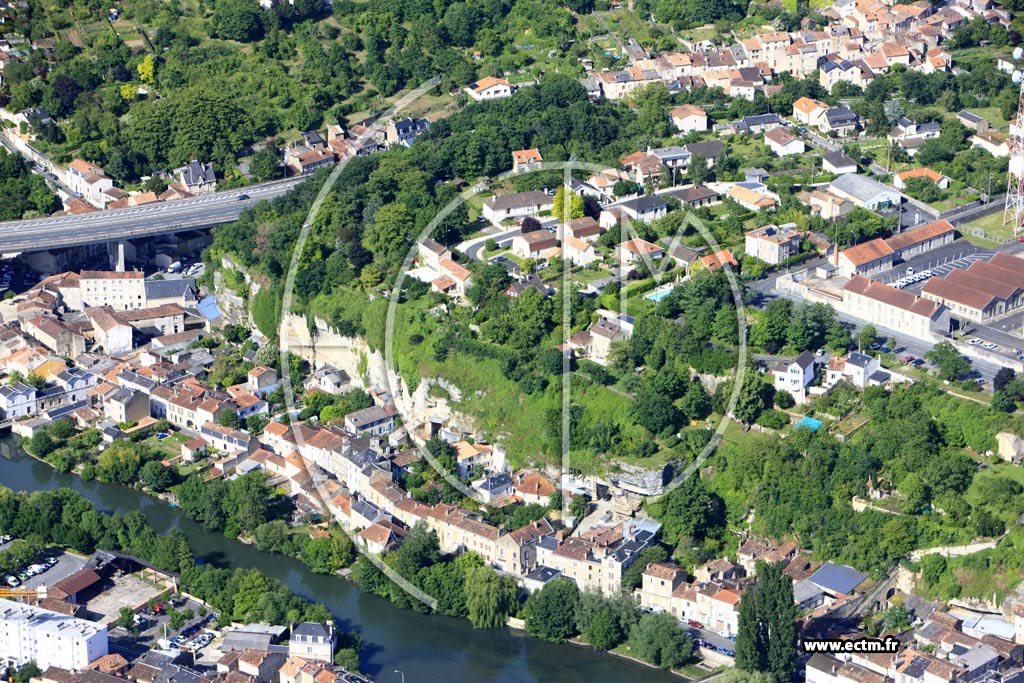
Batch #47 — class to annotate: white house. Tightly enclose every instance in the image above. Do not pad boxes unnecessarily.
[670,104,708,133]
[764,127,805,157]
[771,351,816,403]
[465,76,514,101]
[821,151,858,175]
[481,191,553,224]
[0,382,37,420]
[512,232,560,259]
[825,352,888,389]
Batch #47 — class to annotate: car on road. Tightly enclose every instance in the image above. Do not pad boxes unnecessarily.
[968,338,982,345]
[236,193,250,201]
[688,620,704,629]
[491,255,507,263]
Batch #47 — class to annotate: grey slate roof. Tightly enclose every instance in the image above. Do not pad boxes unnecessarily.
[145,278,196,301]
[808,561,867,595]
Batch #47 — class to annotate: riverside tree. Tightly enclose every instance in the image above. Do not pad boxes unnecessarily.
[735,561,798,683]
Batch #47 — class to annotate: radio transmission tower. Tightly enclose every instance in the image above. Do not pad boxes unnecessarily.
[1004,48,1024,234]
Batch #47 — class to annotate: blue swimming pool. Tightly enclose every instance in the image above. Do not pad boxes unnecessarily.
[645,287,673,302]
[795,416,823,431]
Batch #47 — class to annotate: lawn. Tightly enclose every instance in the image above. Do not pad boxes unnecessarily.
[965,462,1024,526]
[963,209,1017,245]
[141,432,191,461]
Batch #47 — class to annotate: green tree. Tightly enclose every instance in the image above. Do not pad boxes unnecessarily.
[628,612,693,669]
[856,324,877,351]
[735,562,798,683]
[211,0,265,41]
[464,566,518,628]
[116,606,136,629]
[552,186,585,220]
[139,461,173,492]
[925,341,970,380]
[525,578,579,642]
[218,409,241,429]
[249,149,283,181]
[585,606,623,650]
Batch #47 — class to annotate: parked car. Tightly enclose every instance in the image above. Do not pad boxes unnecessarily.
[968,338,982,345]
[236,193,250,201]
[4,575,19,587]
[0,534,12,543]
[688,620,704,629]
[903,355,914,363]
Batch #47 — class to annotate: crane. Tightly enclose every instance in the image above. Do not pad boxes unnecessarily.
[0,586,47,600]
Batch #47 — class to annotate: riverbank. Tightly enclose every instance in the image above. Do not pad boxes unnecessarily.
[0,434,681,683]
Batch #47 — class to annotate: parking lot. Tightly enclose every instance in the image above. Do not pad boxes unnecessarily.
[0,540,82,590]
[87,572,170,626]
[18,550,87,591]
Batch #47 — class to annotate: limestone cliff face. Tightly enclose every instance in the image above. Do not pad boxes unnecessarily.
[277,312,480,439]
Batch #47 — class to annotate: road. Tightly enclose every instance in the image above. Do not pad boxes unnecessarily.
[0,177,304,254]
[0,131,75,197]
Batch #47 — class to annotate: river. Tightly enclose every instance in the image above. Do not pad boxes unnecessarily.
[0,436,680,683]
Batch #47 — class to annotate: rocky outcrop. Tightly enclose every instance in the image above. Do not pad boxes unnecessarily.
[278,313,479,440]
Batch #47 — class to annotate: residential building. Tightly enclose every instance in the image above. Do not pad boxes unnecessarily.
[670,104,708,132]
[622,195,670,223]
[288,622,335,662]
[174,161,217,195]
[793,97,830,125]
[344,405,397,436]
[617,238,665,266]
[512,232,559,259]
[727,184,778,212]
[837,240,895,278]
[971,133,1009,158]
[0,382,37,420]
[104,387,149,424]
[384,117,429,147]
[200,421,255,455]
[23,316,86,359]
[771,351,816,403]
[454,441,495,478]
[85,307,134,354]
[825,352,889,389]
[745,224,803,265]
[496,518,554,575]
[512,148,543,173]
[66,159,116,208]
[819,108,860,136]
[79,271,146,310]
[417,238,450,271]
[0,597,108,670]
[464,76,514,101]
[637,563,686,613]
[287,149,336,176]
[248,366,280,397]
[764,127,806,157]
[893,167,950,190]
[821,151,858,175]
[588,313,633,364]
[481,191,554,224]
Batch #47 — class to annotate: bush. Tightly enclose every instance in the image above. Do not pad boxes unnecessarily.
[774,390,795,409]
[756,409,791,430]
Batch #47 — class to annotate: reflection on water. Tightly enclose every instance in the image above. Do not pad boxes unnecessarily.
[0,436,680,683]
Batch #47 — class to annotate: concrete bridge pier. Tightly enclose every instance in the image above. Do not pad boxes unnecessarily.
[108,240,127,272]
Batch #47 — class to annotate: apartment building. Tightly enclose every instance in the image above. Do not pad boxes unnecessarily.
[79,271,146,311]
[0,597,109,670]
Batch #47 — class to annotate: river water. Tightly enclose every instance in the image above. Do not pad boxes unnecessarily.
[0,436,679,683]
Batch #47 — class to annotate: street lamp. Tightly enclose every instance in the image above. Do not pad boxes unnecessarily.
[394,671,405,683]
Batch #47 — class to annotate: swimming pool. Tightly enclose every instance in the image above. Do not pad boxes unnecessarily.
[645,286,673,302]
[794,416,823,431]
